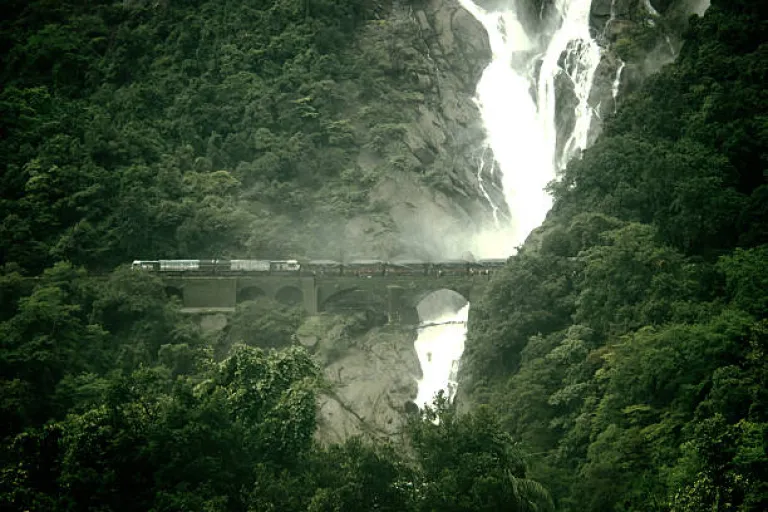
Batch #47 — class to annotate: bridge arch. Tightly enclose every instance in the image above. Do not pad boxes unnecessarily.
[319,286,363,312]
[275,285,303,306]
[237,286,266,303]
[415,288,469,323]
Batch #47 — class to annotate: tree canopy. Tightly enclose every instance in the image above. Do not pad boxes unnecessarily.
[463,1,768,510]
[1,0,766,510]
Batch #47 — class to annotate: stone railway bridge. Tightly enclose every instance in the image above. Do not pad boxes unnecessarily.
[162,274,492,324]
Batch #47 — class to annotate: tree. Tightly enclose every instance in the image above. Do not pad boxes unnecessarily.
[306,438,416,512]
[408,394,553,512]
[227,297,305,350]
[0,262,106,438]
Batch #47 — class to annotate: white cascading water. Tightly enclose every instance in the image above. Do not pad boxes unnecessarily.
[464,0,601,255]
[476,150,502,225]
[609,0,624,113]
[612,60,625,112]
[643,0,659,26]
[414,303,470,409]
[414,0,603,410]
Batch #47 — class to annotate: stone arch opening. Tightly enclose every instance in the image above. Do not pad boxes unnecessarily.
[415,289,469,323]
[275,286,303,306]
[164,286,183,302]
[320,287,366,312]
[237,286,266,304]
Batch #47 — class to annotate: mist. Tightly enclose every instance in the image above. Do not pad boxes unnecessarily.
[688,0,710,16]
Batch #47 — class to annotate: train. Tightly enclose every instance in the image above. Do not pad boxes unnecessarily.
[131,259,301,274]
[131,258,508,277]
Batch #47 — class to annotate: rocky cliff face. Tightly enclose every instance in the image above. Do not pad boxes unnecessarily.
[197,308,423,444]
[306,0,712,439]
[336,0,708,262]
[588,0,711,127]
[583,0,713,158]
[339,0,506,262]
[295,314,421,443]
[303,2,500,440]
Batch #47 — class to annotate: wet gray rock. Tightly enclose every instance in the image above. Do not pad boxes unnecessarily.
[590,0,614,32]
[342,0,507,260]
[310,318,422,444]
[345,171,485,261]
[554,71,579,163]
[409,0,505,218]
[591,0,641,35]
[585,0,706,147]
[589,52,626,124]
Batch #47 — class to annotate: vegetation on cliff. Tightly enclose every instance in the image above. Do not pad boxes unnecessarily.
[464,1,768,510]
[0,1,547,510]
[0,0,446,273]
[1,0,766,510]
[0,264,548,511]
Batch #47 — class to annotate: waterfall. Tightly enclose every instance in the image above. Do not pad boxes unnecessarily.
[414,0,711,412]
[476,150,502,226]
[612,60,625,112]
[416,1,602,411]
[463,0,601,256]
[643,0,659,26]
[414,303,470,409]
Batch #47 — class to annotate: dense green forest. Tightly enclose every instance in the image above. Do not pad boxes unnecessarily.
[464,0,768,510]
[0,0,550,510]
[1,0,766,510]
[0,0,435,273]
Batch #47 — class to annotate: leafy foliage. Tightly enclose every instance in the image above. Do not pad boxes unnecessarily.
[2,0,767,510]
[464,1,768,510]
[226,297,305,351]
[408,393,554,512]
[0,0,435,272]
[0,1,556,509]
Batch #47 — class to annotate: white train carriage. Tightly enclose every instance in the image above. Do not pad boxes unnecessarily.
[270,260,301,274]
[160,260,201,272]
[230,260,271,272]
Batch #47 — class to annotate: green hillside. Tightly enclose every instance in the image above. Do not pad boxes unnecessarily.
[0,1,548,510]
[1,0,766,510]
[463,1,768,509]
[0,0,436,272]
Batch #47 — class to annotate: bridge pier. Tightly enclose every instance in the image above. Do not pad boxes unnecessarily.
[301,277,318,315]
[387,285,404,324]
